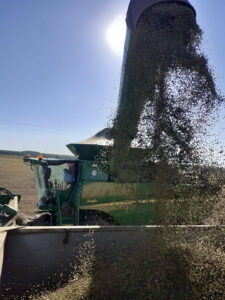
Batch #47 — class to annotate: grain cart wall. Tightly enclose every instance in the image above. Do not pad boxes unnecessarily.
[1,225,224,298]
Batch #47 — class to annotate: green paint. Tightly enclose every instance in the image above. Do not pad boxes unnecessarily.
[0,187,21,226]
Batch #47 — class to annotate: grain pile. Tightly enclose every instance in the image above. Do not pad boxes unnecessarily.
[36,228,225,300]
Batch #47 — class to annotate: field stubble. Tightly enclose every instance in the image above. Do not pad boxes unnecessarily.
[0,155,38,215]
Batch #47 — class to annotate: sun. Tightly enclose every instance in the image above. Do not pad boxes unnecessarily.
[105,15,126,56]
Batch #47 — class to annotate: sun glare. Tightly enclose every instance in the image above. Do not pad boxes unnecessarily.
[106,15,126,56]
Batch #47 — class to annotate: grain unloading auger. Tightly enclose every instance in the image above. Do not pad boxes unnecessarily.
[2,0,221,297]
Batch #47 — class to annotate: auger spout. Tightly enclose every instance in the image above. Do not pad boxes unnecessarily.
[110,0,196,178]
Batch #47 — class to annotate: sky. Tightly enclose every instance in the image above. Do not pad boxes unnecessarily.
[0,0,225,155]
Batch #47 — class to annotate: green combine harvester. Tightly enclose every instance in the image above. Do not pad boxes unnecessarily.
[2,1,223,298]
[22,128,156,226]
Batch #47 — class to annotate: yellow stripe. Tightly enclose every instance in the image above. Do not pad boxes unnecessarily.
[81,199,156,209]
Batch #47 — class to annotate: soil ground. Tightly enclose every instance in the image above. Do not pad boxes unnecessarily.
[0,155,38,215]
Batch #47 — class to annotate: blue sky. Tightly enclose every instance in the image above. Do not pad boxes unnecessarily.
[0,0,225,155]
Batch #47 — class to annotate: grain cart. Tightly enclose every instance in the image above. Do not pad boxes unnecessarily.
[1,1,211,298]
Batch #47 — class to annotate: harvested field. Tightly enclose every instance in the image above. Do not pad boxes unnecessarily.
[0,155,38,215]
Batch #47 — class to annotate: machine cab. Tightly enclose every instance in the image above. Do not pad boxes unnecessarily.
[24,157,81,224]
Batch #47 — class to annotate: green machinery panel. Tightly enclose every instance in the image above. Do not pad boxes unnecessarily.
[81,161,108,182]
